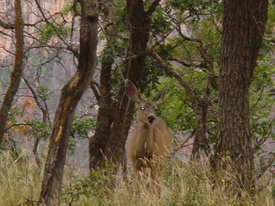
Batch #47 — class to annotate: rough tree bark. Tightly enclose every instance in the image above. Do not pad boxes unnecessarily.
[38,1,98,205]
[211,0,268,193]
[89,1,117,170]
[89,0,161,170]
[0,0,24,143]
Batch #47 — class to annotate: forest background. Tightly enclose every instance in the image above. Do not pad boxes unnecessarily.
[0,0,275,205]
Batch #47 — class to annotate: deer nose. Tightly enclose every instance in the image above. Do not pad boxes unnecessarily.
[148,115,155,123]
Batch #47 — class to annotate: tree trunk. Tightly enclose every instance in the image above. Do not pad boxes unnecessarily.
[101,0,157,169]
[0,0,24,143]
[38,1,98,205]
[89,1,117,170]
[211,0,268,193]
[89,58,116,169]
[89,0,160,170]
[191,48,214,160]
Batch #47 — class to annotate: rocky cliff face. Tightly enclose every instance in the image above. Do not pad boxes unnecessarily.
[0,0,70,59]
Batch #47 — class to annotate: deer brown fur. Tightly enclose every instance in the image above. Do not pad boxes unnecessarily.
[126,80,171,183]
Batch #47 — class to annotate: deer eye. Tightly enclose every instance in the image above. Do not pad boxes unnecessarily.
[155,108,158,111]
[141,107,145,110]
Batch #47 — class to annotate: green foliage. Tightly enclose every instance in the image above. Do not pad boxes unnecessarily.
[140,56,166,97]
[140,2,221,144]
[150,5,172,41]
[156,79,196,132]
[7,106,25,123]
[62,0,81,16]
[165,0,221,22]
[250,61,275,151]
[62,164,118,205]
[37,86,51,101]
[113,0,127,31]
[248,6,275,148]
[23,120,51,140]
[69,116,96,153]
[266,3,275,39]
[152,0,275,153]
[71,116,96,139]
[38,21,70,43]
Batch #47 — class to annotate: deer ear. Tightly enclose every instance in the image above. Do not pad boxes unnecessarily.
[152,86,168,104]
[125,79,142,103]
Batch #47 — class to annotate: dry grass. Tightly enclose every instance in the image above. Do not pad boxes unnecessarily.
[62,158,275,206]
[0,151,41,206]
[0,152,274,206]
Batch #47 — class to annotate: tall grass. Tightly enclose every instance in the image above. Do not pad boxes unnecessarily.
[0,152,274,205]
[63,158,275,206]
[0,151,41,206]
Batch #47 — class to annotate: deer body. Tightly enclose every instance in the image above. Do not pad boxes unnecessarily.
[128,116,170,169]
[126,80,171,181]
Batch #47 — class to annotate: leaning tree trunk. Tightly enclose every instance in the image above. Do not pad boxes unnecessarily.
[0,0,24,143]
[211,0,268,193]
[38,1,98,205]
[89,0,160,170]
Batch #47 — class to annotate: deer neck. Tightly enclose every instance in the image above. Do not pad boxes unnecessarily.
[137,121,154,147]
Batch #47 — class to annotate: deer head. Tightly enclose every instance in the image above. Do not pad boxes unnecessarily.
[125,79,168,125]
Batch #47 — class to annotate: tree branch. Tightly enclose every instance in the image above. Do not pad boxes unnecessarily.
[0,20,15,29]
[0,0,24,143]
[22,76,52,127]
[256,152,275,179]
[170,131,195,156]
[90,80,101,102]
[34,0,79,58]
[146,0,161,16]
[139,49,211,157]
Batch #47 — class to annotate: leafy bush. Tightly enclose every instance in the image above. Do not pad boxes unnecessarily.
[62,164,118,205]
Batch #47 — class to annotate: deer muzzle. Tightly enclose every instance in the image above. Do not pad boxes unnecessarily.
[148,115,155,123]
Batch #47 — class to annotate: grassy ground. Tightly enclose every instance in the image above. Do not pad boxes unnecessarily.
[0,152,274,206]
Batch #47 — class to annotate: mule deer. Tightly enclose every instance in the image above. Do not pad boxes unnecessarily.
[126,80,171,187]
